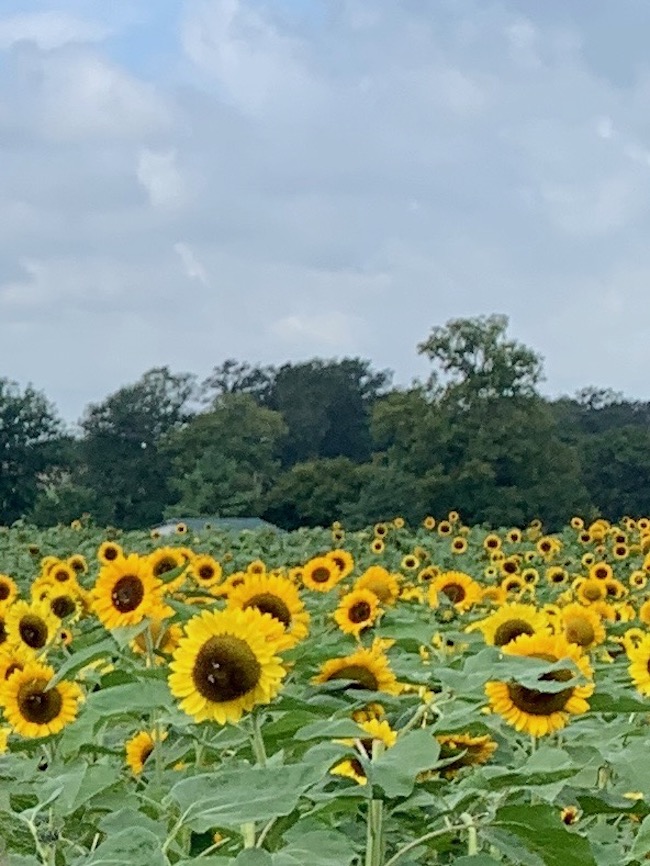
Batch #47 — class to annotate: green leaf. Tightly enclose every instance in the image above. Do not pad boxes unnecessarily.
[494,804,596,866]
[83,679,170,715]
[75,827,167,866]
[453,858,502,866]
[371,730,440,797]
[46,638,117,689]
[588,691,650,713]
[294,719,365,741]
[167,763,321,832]
[631,814,650,858]
[233,853,273,866]
[272,830,357,866]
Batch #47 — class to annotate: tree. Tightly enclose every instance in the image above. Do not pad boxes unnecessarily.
[0,379,66,523]
[264,358,391,465]
[582,426,650,519]
[80,367,196,528]
[163,394,287,517]
[201,360,274,405]
[418,314,543,403]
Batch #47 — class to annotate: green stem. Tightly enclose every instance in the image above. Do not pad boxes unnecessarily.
[250,711,267,767]
[241,823,256,849]
[384,822,486,866]
[461,813,478,856]
[365,739,385,866]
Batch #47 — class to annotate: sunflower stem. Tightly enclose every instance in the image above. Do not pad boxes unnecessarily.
[250,711,267,767]
[461,812,478,856]
[144,622,164,787]
[241,822,256,849]
[365,739,385,866]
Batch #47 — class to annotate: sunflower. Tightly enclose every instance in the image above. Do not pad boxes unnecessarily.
[613,544,629,560]
[355,567,400,606]
[332,529,345,543]
[48,563,78,589]
[302,557,343,593]
[423,516,436,530]
[246,559,266,576]
[374,523,388,538]
[334,589,381,637]
[418,566,440,584]
[176,522,188,535]
[500,558,520,577]
[370,539,385,555]
[67,555,88,575]
[501,575,526,595]
[589,562,612,582]
[485,632,594,737]
[97,541,124,565]
[125,730,166,775]
[481,585,506,606]
[393,517,405,529]
[149,547,187,593]
[471,603,548,647]
[327,549,354,579]
[401,554,420,571]
[570,517,585,530]
[313,640,401,695]
[560,603,605,650]
[604,579,626,600]
[429,571,482,612]
[1,661,82,738]
[545,567,566,586]
[189,555,223,589]
[0,645,32,688]
[227,573,309,649]
[628,635,650,696]
[0,575,18,608]
[483,534,502,553]
[576,579,607,606]
[5,601,58,655]
[451,537,468,555]
[506,529,523,544]
[168,607,286,725]
[434,733,498,778]
[639,600,650,625]
[437,520,452,536]
[92,554,163,630]
[46,590,82,623]
[331,718,397,785]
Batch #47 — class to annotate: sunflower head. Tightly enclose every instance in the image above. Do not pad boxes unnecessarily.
[429,571,482,612]
[434,732,498,778]
[560,603,605,650]
[190,555,223,589]
[97,541,124,565]
[125,729,167,775]
[227,573,309,648]
[334,589,381,637]
[327,549,354,579]
[303,557,344,593]
[5,601,58,655]
[314,641,401,695]
[0,575,18,608]
[92,554,163,630]
[355,567,400,606]
[1,661,82,738]
[471,603,548,648]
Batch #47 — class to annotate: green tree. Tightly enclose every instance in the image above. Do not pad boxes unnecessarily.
[0,379,65,523]
[164,394,287,517]
[582,426,650,519]
[80,367,195,528]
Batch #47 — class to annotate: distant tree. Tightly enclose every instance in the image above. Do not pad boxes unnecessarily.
[201,359,274,404]
[0,379,65,523]
[164,394,287,517]
[80,367,196,528]
[582,426,650,518]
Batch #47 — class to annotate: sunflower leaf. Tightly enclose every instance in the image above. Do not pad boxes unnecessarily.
[45,637,117,689]
[370,729,441,797]
[493,804,596,866]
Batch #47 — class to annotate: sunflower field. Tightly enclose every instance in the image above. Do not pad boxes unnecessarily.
[1,514,650,865]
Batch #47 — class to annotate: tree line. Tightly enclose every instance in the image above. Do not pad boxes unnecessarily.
[4,315,650,530]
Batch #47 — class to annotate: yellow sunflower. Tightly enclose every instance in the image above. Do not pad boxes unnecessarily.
[485,632,594,737]
[97,541,124,565]
[576,579,607,606]
[189,555,223,589]
[331,718,397,785]
[433,733,498,778]
[429,571,482,612]
[423,516,436,530]
[226,573,309,649]
[1,661,82,738]
[168,607,286,725]
[470,603,548,647]
[5,601,58,655]
[374,523,388,538]
[627,635,650,696]
[437,520,452,536]
[354,567,400,605]
[327,549,355,580]
[302,557,344,593]
[125,729,167,775]
[450,537,468,555]
[0,575,18,608]
[401,554,420,571]
[370,538,385,555]
[0,645,32,689]
[418,566,440,584]
[590,562,613,581]
[45,588,82,623]
[149,547,187,593]
[334,589,381,637]
[559,603,605,650]
[313,640,401,695]
[92,554,163,630]
[483,534,502,553]
[67,555,88,575]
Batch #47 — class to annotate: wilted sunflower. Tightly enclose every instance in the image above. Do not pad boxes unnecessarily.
[429,571,482,612]
[168,607,286,725]
[92,554,163,630]
[227,573,309,649]
[334,589,381,637]
[302,557,343,593]
[314,640,401,695]
[355,567,400,606]
[125,730,167,775]
[432,733,498,778]
[485,632,594,737]
[327,549,355,580]
[189,555,223,589]
[470,603,548,648]
[0,575,18,608]
[560,603,605,651]
[331,718,397,785]
[5,601,58,655]
[1,661,81,738]
[627,634,650,696]
[97,541,124,565]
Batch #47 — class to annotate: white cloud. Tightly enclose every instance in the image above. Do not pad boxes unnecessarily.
[0,11,108,50]
[269,311,360,348]
[174,243,209,286]
[137,149,186,208]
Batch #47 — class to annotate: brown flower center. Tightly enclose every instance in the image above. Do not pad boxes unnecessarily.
[192,636,261,703]
[198,565,215,581]
[441,583,466,604]
[564,617,595,648]
[493,619,534,647]
[311,567,331,584]
[104,547,119,561]
[243,593,292,628]
[325,663,378,691]
[507,655,574,715]
[19,615,48,649]
[153,557,177,577]
[0,619,6,645]
[51,596,77,619]
[0,583,10,601]
[348,602,372,624]
[111,575,145,613]
[18,680,63,725]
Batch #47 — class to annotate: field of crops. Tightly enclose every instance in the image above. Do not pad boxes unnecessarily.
[0,513,650,866]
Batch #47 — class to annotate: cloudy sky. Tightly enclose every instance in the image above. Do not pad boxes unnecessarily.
[2,0,650,421]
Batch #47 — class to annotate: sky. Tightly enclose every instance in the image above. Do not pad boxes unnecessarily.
[2,0,650,421]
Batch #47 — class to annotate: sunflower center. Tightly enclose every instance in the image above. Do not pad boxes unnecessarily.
[507,655,574,716]
[18,680,62,725]
[140,744,154,765]
[503,562,518,575]
[332,557,345,572]
[111,575,145,612]
[54,570,70,583]
[104,547,119,561]
[311,567,331,584]
[326,663,378,691]
[0,620,6,644]
[348,602,372,624]
[583,584,602,601]
[0,584,10,601]
[153,557,177,577]
[565,618,594,648]
[198,565,215,581]
[19,615,48,649]
[441,583,466,604]
[51,596,76,619]
[493,619,534,647]
[192,636,262,703]
[350,758,366,778]
[243,593,292,627]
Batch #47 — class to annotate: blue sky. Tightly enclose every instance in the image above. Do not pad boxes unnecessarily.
[2,1,650,421]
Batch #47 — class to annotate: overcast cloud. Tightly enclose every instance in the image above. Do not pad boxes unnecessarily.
[2,0,650,421]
